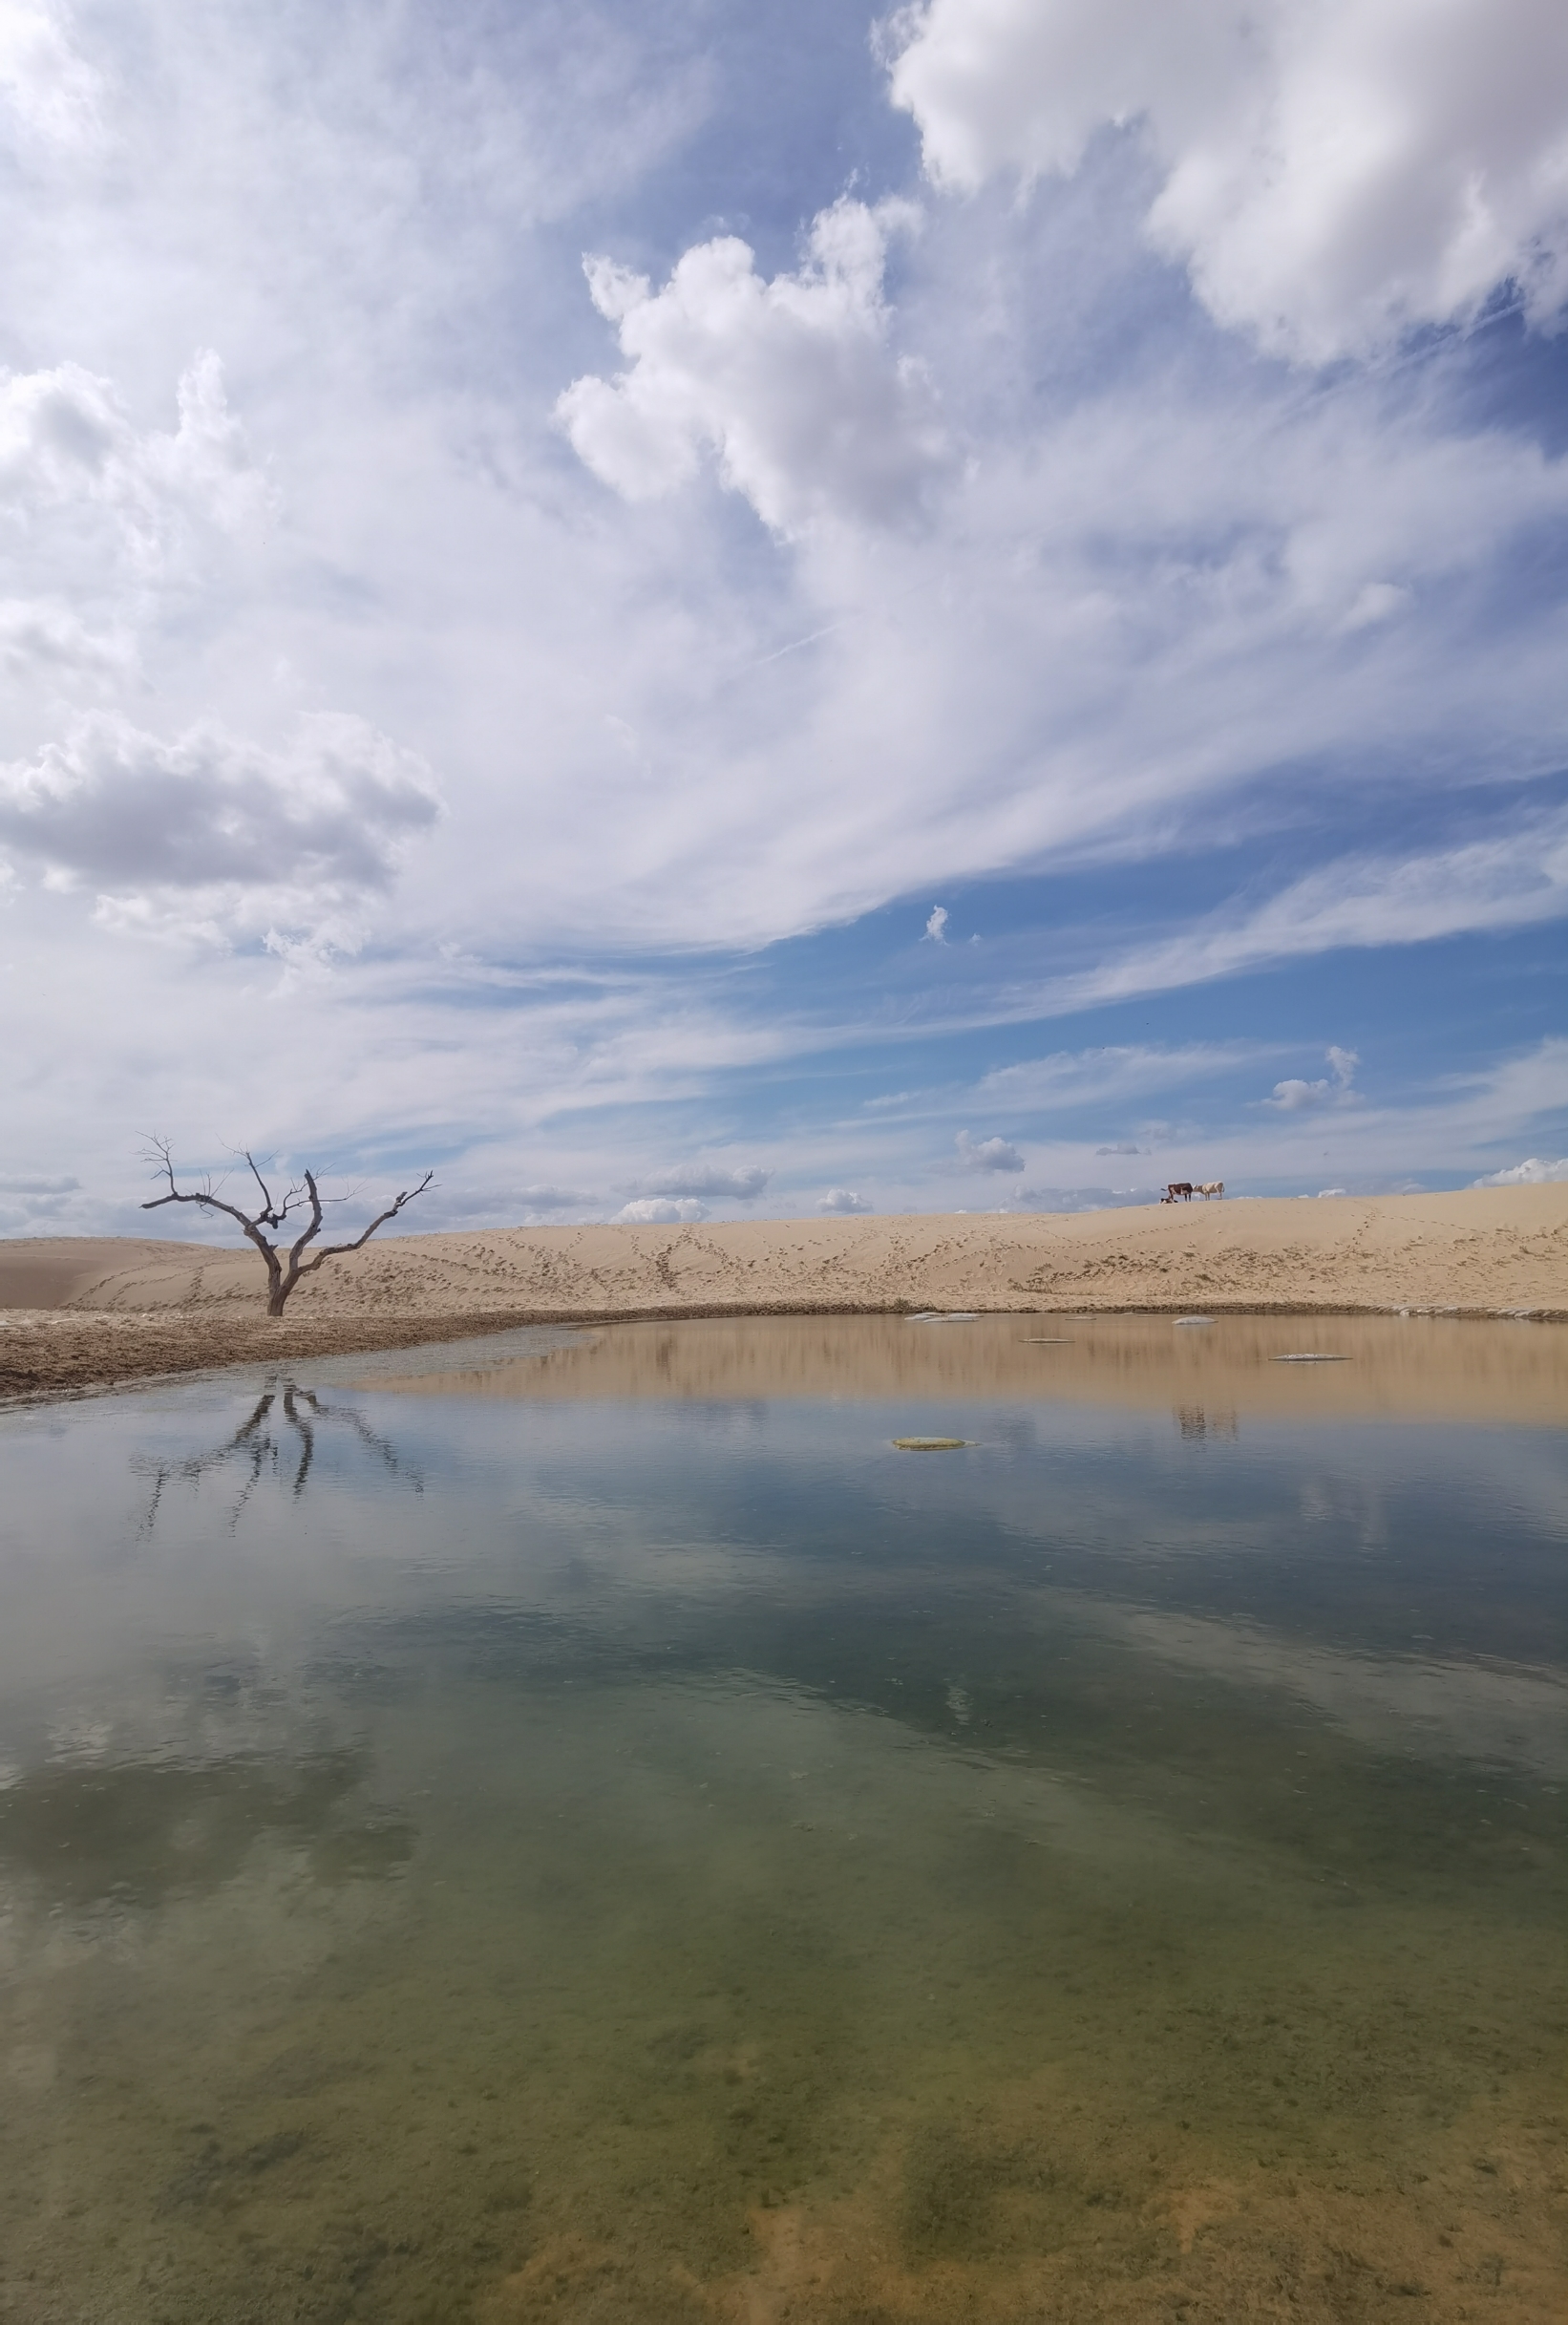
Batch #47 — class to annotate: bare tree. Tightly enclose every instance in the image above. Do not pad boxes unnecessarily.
[142,1138,434,1316]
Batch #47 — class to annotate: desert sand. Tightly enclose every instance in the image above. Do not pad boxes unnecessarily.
[1,1184,1564,1403]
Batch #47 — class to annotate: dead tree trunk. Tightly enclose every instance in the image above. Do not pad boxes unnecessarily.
[141,1140,434,1315]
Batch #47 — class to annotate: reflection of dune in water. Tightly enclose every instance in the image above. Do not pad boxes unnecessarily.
[359,1311,1568,1429]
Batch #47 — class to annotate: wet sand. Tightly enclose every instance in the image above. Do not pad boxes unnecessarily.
[2,1184,1564,1403]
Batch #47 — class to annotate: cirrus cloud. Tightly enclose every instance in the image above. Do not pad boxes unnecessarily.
[637,1162,772,1202]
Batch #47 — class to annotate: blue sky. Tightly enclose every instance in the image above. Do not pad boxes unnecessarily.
[1,0,1566,1236]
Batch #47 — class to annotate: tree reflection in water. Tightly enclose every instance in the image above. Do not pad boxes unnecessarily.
[136,1381,419,1531]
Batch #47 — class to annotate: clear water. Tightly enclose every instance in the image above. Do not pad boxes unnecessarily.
[1,1315,1564,2324]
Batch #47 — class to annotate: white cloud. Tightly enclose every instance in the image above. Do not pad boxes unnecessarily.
[1472,1156,1568,1185]
[0,595,131,679]
[0,351,269,576]
[557,197,947,534]
[1094,1141,1142,1155]
[1071,812,1568,1011]
[956,1128,1024,1171]
[922,903,948,942]
[637,1162,771,1202]
[1017,1184,1161,1212]
[817,1186,873,1214]
[887,0,1568,360]
[0,712,441,935]
[611,1196,708,1225]
[979,1042,1268,1109]
[0,3,1564,1231]
[0,0,100,152]
[514,1184,598,1214]
[1264,1045,1361,1112]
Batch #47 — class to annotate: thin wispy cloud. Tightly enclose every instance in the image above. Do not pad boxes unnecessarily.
[635,1162,772,1203]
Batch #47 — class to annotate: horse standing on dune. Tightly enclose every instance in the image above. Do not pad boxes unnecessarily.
[1162,1183,1195,1204]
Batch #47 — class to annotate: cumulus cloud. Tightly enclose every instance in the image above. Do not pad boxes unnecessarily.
[1095,1141,1143,1155]
[638,1162,771,1202]
[557,197,946,533]
[887,0,1568,360]
[1264,1045,1362,1112]
[1472,1156,1568,1185]
[818,1186,873,1214]
[956,1128,1025,1171]
[0,712,442,932]
[611,1196,708,1225]
[0,352,270,574]
[923,904,948,942]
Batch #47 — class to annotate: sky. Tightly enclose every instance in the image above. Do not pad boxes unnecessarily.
[2,0,1566,1239]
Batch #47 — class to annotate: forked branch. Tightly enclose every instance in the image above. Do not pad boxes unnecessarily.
[141,1136,434,1315]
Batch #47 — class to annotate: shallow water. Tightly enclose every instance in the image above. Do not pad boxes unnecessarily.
[0,1315,1564,2324]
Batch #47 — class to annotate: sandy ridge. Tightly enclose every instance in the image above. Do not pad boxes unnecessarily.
[2,1186,1564,1403]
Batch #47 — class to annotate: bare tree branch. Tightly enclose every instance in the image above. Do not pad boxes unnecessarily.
[140,1138,434,1316]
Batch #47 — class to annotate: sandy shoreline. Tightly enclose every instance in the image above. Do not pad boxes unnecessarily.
[2,1185,1564,1403]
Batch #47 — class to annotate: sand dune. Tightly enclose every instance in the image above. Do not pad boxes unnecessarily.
[1,1186,1563,1402]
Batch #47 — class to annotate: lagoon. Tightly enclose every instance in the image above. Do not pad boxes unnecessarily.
[1,1314,1564,2322]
